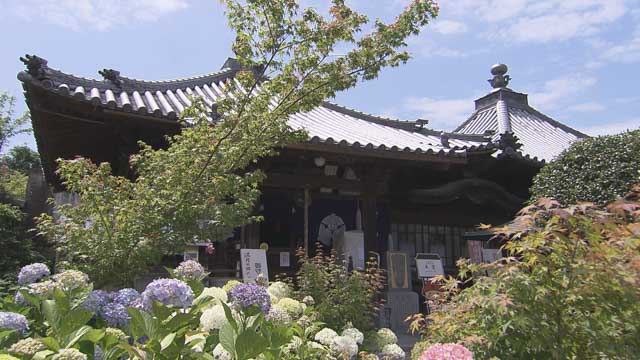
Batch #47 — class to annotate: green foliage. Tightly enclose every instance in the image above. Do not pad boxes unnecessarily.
[291,244,385,331]
[0,204,33,297]
[1,146,40,175]
[0,167,28,203]
[0,92,31,155]
[36,0,439,287]
[410,191,640,359]
[530,129,640,205]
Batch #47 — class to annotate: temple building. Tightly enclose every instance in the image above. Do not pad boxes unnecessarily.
[17,55,587,295]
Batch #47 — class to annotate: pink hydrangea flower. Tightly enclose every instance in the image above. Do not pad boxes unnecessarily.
[419,343,473,360]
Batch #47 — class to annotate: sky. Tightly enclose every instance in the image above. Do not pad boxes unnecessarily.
[1,0,639,152]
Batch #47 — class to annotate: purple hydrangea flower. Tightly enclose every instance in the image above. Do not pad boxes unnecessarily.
[229,283,271,313]
[174,260,205,280]
[17,263,50,285]
[141,279,194,310]
[0,311,29,335]
[82,290,112,314]
[113,288,140,307]
[102,302,130,327]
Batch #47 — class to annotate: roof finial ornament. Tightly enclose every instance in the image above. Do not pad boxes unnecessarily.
[488,63,510,89]
[19,54,48,80]
[99,69,122,87]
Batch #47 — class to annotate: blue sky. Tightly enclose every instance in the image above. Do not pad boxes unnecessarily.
[1,0,639,152]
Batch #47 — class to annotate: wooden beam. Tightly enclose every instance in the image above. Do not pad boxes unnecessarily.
[286,142,468,164]
[264,172,362,192]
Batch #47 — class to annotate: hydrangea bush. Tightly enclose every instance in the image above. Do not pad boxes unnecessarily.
[0,259,403,360]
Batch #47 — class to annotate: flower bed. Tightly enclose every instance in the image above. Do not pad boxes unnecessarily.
[0,262,403,360]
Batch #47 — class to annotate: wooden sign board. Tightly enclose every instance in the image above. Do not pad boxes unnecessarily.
[184,245,199,262]
[387,252,410,290]
[415,253,444,278]
[240,249,269,283]
[279,252,290,267]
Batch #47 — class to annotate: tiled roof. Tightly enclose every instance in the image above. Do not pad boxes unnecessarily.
[18,55,492,160]
[454,87,588,163]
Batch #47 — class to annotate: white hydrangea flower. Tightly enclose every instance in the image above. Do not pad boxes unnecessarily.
[302,295,315,306]
[212,343,233,360]
[376,328,397,347]
[200,304,229,331]
[273,297,303,318]
[342,327,364,345]
[379,344,405,360]
[330,335,358,358]
[52,348,87,360]
[314,328,338,346]
[52,270,90,291]
[267,282,290,302]
[196,287,228,305]
[9,338,46,356]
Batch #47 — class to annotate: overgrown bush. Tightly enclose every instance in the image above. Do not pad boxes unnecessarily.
[410,188,640,359]
[289,244,386,332]
[530,129,640,205]
[0,204,35,298]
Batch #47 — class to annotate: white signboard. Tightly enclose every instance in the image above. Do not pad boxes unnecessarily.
[344,230,365,270]
[279,252,290,267]
[482,248,502,263]
[240,249,269,283]
[415,253,444,278]
[184,245,199,262]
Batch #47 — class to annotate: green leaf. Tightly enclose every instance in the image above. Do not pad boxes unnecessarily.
[220,302,238,332]
[62,325,92,348]
[33,350,55,360]
[59,308,94,337]
[39,337,61,352]
[160,332,176,351]
[235,331,269,360]
[219,323,236,357]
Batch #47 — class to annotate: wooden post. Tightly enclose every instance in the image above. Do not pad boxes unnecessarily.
[304,188,310,256]
[363,195,377,261]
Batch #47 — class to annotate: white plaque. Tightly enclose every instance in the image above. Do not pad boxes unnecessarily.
[279,252,290,267]
[240,249,269,282]
[344,230,365,270]
[184,245,199,262]
[415,253,444,278]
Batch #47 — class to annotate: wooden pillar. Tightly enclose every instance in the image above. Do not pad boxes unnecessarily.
[362,192,378,264]
[304,188,310,256]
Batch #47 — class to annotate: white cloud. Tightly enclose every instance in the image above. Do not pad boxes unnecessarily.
[581,118,640,136]
[529,74,597,111]
[402,96,475,130]
[443,0,627,44]
[431,20,467,35]
[10,0,189,31]
[407,37,468,58]
[567,102,606,112]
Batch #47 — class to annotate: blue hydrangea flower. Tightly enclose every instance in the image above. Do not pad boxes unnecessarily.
[17,263,50,285]
[0,311,29,335]
[174,260,205,280]
[102,302,130,327]
[113,288,140,307]
[82,290,112,314]
[141,279,194,310]
[229,283,271,313]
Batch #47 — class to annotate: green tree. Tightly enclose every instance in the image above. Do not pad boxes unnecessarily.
[37,0,440,286]
[530,129,640,205]
[2,145,40,174]
[0,92,31,154]
[410,193,640,359]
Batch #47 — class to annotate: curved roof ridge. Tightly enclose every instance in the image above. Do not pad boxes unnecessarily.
[321,101,420,131]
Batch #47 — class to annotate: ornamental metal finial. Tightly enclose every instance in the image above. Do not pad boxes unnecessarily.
[20,54,48,79]
[99,68,122,87]
[488,63,511,89]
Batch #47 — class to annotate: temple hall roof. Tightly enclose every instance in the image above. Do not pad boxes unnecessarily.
[454,64,588,163]
[18,55,492,161]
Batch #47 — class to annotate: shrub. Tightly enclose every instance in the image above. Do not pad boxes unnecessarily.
[530,129,640,205]
[0,204,35,298]
[410,188,640,359]
[290,244,386,332]
[1,259,403,360]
